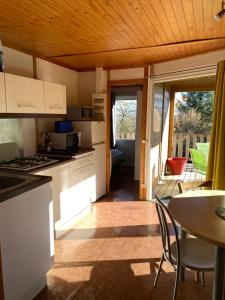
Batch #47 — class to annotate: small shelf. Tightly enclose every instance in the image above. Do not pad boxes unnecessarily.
[92,93,106,121]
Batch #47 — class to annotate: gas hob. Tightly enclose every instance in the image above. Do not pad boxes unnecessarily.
[0,155,59,172]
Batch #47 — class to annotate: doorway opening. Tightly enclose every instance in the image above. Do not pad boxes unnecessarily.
[110,86,142,200]
[152,75,216,200]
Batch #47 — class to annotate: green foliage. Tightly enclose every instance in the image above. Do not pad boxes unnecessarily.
[175,91,214,133]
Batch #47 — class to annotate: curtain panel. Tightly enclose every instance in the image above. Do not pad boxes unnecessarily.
[206,61,225,189]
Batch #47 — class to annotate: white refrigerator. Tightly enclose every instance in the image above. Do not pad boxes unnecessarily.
[74,121,106,201]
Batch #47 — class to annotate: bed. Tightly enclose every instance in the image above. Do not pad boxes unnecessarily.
[111,148,124,167]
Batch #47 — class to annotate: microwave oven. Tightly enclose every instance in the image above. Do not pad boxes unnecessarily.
[50,132,81,150]
[67,106,93,120]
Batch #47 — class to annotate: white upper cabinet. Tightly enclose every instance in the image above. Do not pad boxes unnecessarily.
[5,73,45,113]
[0,73,6,112]
[44,81,66,114]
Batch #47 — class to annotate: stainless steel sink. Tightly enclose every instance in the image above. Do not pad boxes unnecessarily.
[0,175,26,190]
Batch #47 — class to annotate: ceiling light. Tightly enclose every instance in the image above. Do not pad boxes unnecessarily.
[214,1,225,21]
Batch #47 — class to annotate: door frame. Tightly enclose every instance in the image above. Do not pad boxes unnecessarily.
[106,68,148,199]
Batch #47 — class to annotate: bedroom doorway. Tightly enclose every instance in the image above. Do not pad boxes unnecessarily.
[109,86,142,200]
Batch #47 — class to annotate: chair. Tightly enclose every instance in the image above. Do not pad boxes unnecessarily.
[189,148,207,175]
[153,195,215,300]
[178,179,213,194]
[196,143,209,161]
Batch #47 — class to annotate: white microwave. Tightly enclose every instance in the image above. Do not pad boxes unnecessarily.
[67,106,93,120]
[50,132,81,150]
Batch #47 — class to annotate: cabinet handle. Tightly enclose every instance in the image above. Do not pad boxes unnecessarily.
[17,104,35,108]
[49,105,62,109]
[55,167,70,173]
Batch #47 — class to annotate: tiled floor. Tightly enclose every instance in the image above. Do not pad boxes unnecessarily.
[36,198,213,300]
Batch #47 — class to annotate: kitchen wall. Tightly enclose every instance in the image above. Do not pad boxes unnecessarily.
[0,45,80,156]
[0,119,23,154]
[0,44,146,157]
[3,46,33,78]
[78,71,96,106]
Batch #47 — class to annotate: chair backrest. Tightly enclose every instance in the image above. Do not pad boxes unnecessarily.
[189,148,207,175]
[154,195,180,268]
[178,179,213,194]
[196,143,209,160]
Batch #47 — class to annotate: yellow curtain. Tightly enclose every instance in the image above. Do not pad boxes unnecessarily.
[206,61,225,189]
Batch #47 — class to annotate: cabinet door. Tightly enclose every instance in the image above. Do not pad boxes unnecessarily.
[70,166,92,214]
[0,73,6,112]
[93,143,106,201]
[52,164,72,223]
[44,81,66,114]
[5,73,44,113]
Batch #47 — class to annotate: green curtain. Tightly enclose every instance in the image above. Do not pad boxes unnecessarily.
[206,61,225,189]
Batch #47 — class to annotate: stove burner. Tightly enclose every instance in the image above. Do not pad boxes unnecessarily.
[0,155,58,171]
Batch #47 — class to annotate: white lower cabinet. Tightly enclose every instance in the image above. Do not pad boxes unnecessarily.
[0,183,53,300]
[35,154,95,238]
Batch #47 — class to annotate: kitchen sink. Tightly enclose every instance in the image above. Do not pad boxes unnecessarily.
[0,175,26,190]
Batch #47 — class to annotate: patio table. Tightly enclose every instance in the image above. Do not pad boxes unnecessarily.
[169,190,225,300]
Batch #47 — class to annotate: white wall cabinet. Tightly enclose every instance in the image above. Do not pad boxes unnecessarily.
[5,73,45,113]
[44,81,66,114]
[0,72,6,112]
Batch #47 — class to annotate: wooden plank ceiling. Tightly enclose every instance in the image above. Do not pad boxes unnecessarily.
[0,0,225,70]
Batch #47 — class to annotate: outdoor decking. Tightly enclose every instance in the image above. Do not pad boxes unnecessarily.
[155,163,206,199]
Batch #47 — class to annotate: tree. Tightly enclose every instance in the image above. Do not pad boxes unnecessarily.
[175,91,214,133]
[115,100,137,138]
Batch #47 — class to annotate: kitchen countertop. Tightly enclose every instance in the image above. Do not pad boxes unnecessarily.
[38,147,94,157]
[0,171,52,203]
[0,148,94,203]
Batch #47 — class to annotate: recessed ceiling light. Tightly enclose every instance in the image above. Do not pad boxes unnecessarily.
[214,1,225,22]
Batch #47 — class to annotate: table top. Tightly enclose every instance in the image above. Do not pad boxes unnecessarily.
[169,190,225,248]
[175,190,225,198]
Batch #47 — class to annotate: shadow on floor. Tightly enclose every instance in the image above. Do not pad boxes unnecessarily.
[35,257,213,300]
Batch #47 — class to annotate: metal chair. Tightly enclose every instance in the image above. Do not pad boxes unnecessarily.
[153,195,215,300]
[177,179,213,284]
[178,179,213,194]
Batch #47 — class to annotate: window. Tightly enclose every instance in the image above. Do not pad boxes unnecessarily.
[115,99,137,140]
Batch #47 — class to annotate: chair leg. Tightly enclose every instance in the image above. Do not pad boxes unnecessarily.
[173,265,180,300]
[154,253,164,288]
[179,267,185,281]
[201,272,205,287]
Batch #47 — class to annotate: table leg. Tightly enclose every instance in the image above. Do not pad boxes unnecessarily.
[213,246,225,300]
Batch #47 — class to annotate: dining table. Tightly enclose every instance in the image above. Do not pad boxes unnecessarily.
[168,189,225,300]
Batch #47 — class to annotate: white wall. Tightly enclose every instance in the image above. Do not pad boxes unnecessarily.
[78,71,96,106]
[110,67,144,81]
[134,90,142,180]
[153,48,225,77]
[3,46,33,78]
